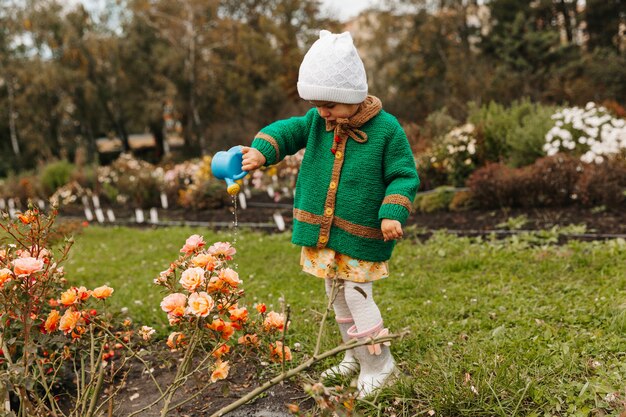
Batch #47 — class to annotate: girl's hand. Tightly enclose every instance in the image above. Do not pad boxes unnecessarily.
[381,219,403,241]
[241,146,266,171]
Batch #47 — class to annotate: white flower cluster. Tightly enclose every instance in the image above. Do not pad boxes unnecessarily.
[543,102,626,164]
[430,123,478,169]
[49,181,89,206]
[163,161,202,186]
[444,123,477,158]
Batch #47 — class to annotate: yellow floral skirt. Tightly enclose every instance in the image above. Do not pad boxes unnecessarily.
[300,247,389,283]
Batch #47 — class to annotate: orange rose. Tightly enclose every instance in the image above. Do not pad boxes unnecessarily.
[59,310,81,334]
[17,213,32,224]
[186,291,214,317]
[76,286,91,301]
[0,268,13,287]
[92,285,114,299]
[60,288,79,306]
[207,318,235,340]
[139,326,156,341]
[229,307,248,323]
[191,253,217,271]
[263,311,286,332]
[71,325,86,340]
[237,333,259,346]
[13,257,44,276]
[166,332,185,350]
[210,360,230,382]
[219,268,242,288]
[180,234,205,254]
[255,303,267,314]
[179,267,206,292]
[269,341,292,362]
[207,275,226,293]
[160,293,187,316]
[211,343,230,358]
[44,310,60,333]
[208,242,236,260]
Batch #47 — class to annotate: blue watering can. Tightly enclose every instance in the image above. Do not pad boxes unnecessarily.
[211,145,248,195]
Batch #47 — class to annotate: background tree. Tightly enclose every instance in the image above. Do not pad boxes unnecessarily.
[0,0,623,176]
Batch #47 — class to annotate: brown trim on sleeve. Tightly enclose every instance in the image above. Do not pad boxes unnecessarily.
[255,132,280,161]
[382,194,413,213]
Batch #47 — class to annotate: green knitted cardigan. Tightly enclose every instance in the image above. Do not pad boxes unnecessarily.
[251,97,420,262]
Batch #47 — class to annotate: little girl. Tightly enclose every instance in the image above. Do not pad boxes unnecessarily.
[241,30,419,398]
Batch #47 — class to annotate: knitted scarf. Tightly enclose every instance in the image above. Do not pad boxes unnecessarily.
[325,95,383,154]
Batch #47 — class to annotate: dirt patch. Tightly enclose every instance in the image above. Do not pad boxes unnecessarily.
[410,205,626,236]
[86,351,313,417]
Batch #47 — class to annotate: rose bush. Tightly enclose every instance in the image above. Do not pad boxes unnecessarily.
[0,206,154,417]
[149,234,295,416]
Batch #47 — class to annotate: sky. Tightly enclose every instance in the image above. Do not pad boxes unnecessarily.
[319,0,382,22]
[67,0,381,23]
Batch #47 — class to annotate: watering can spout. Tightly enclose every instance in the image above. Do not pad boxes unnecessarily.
[225,178,241,195]
[211,146,248,195]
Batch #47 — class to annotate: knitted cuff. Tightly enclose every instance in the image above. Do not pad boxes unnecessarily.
[347,320,384,339]
[378,204,409,224]
[251,137,278,166]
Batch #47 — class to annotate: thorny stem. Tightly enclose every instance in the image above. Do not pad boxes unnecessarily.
[169,379,213,410]
[281,304,291,377]
[208,331,407,417]
[85,356,106,417]
[34,360,61,417]
[92,355,132,417]
[159,326,201,417]
[107,362,115,417]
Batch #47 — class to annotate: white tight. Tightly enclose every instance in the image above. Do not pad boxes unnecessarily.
[325,278,383,333]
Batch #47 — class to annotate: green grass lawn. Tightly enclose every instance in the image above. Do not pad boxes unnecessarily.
[63,225,626,417]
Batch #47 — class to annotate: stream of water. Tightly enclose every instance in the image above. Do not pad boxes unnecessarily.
[231,194,239,270]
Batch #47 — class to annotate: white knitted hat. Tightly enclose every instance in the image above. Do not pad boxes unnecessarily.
[297,30,368,104]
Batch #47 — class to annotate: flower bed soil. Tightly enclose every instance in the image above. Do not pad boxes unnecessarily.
[76,350,313,417]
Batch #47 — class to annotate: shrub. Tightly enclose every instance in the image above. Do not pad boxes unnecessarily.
[414,153,449,191]
[468,100,514,163]
[97,154,163,208]
[414,186,457,213]
[517,155,583,207]
[163,156,230,209]
[575,158,626,207]
[420,107,460,143]
[179,180,229,210]
[449,189,475,211]
[40,160,75,196]
[465,154,617,209]
[0,172,44,203]
[465,162,518,208]
[506,103,557,167]
[468,99,557,167]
